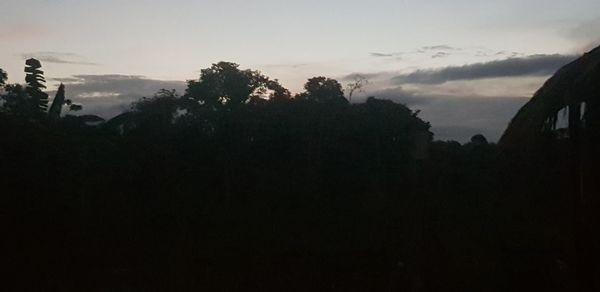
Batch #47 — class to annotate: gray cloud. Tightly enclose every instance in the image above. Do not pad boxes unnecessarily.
[368,45,463,60]
[493,51,522,58]
[391,54,578,85]
[50,77,82,83]
[50,75,186,118]
[420,45,459,51]
[370,52,395,57]
[431,52,450,59]
[21,52,98,65]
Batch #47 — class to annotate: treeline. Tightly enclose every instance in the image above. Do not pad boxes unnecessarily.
[1,60,579,291]
[1,59,435,214]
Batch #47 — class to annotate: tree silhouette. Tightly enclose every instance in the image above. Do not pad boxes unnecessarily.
[132,89,181,126]
[265,79,291,102]
[1,84,29,114]
[296,76,347,104]
[2,61,82,118]
[346,74,369,102]
[184,62,280,110]
[24,58,49,114]
[469,134,488,146]
[48,83,66,120]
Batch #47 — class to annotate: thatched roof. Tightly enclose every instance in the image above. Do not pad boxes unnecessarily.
[499,45,600,147]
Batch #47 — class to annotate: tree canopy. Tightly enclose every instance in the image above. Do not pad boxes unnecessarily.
[296,76,347,104]
[24,58,49,114]
[184,61,289,111]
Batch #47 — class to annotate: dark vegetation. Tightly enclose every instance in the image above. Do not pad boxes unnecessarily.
[1,59,598,291]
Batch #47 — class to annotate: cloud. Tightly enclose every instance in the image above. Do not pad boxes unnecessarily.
[50,77,83,83]
[419,45,460,52]
[417,45,462,58]
[431,52,450,59]
[50,75,186,118]
[492,50,522,58]
[370,52,395,57]
[416,45,462,58]
[391,54,578,84]
[369,45,460,58]
[21,52,98,66]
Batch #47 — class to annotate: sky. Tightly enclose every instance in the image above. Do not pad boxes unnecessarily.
[1,0,600,141]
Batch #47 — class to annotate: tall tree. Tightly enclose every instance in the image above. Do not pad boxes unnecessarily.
[24,58,49,113]
[48,83,66,120]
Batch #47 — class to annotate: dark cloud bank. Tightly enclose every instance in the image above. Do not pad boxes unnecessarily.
[392,54,578,84]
